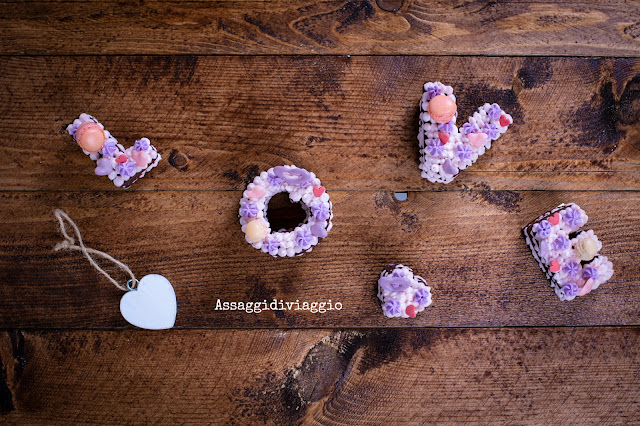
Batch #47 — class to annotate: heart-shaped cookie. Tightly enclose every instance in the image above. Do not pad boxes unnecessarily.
[120,274,177,329]
[418,82,512,184]
[67,114,162,188]
[378,264,432,319]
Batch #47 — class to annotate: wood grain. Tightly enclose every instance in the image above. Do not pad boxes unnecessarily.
[1,190,638,328]
[2,1,640,423]
[2,1,640,56]
[0,56,639,191]
[1,328,639,424]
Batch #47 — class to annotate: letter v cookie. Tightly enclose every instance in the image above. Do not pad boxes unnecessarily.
[417,82,512,183]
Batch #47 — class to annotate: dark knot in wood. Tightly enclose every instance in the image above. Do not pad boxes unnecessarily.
[168,149,189,172]
[376,0,404,13]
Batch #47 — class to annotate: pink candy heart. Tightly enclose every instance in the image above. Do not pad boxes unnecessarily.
[405,305,416,318]
[95,158,113,176]
[246,186,266,199]
[467,132,488,148]
[499,115,511,127]
[313,186,325,197]
[549,260,561,273]
[548,213,560,225]
[131,149,149,167]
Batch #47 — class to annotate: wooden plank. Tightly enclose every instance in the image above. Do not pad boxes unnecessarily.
[0,56,639,191]
[2,1,640,56]
[1,190,638,328]
[1,328,639,424]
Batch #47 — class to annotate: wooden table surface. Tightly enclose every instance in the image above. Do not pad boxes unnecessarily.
[1,1,640,424]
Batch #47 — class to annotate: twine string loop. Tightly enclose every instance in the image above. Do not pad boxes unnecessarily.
[53,209,136,292]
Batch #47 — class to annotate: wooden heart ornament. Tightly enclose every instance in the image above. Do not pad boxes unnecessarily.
[120,274,177,329]
[418,82,513,184]
[67,114,162,188]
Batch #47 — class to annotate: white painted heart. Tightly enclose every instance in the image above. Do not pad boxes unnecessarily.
[120,274,177,330]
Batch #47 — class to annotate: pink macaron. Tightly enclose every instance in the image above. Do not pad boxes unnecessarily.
[428,95,457,124]
[75,121,106,153]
